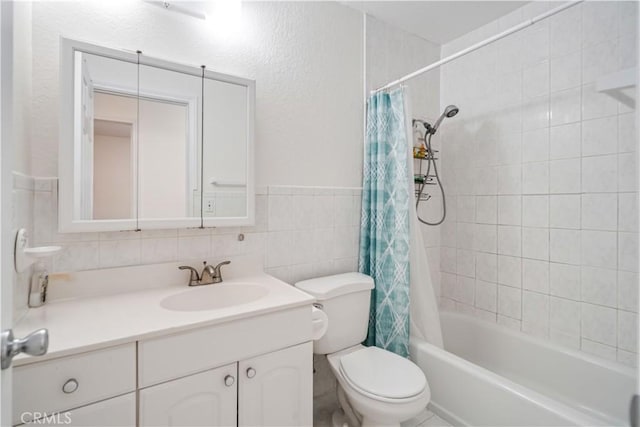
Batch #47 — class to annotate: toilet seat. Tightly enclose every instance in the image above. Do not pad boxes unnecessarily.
[338,346,426,400]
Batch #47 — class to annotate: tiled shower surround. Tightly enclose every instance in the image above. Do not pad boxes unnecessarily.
[438,1,638,365]
[17,179,361,307]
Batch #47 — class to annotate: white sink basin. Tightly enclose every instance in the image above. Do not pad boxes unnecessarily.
[160,283,269,312]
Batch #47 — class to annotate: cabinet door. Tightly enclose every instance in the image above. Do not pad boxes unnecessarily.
[139,363,237,427]
[239,342,312,427]
[20,393,136,427]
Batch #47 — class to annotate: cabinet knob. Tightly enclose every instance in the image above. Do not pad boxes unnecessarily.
[246,367,256,378]
[62,378,78,394]
[224,375,235,387]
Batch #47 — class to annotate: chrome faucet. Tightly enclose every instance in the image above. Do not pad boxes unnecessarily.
[179,261,231,286]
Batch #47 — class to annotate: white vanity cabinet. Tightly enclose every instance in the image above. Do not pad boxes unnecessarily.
[139,343,312,427]
[139,363,238,426]
[239,343,312,427]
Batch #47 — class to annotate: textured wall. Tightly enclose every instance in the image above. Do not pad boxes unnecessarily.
[29,1,363,187]
[365,15,443,296]
[439,1,638,366]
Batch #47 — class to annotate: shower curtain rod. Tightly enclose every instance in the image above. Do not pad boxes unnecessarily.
[373,0,584,93]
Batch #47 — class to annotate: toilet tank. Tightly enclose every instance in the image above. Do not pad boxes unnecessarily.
[295,272,374,354]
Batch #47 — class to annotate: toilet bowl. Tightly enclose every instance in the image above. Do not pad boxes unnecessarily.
[328,345,430,427]
[295,273,430,427]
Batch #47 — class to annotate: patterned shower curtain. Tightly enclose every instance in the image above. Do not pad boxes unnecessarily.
[359,88,411,358]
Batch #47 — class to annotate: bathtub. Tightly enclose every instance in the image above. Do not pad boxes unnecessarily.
[410,311,637,427]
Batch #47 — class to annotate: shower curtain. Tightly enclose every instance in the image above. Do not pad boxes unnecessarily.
[360,88,412,357]
[360,87,443,358]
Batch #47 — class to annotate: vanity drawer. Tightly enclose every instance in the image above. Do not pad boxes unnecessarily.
[139,306,311,387]
[13,343,136,425]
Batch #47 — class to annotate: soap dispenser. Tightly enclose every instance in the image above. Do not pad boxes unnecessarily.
[28,264,49,308]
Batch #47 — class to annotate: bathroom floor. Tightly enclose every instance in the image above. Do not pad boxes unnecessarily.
[313,406,452,427]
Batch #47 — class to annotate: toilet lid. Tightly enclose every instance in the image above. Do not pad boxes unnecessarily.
[339,347,426,399]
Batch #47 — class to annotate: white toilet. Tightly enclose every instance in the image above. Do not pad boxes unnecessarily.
[295,272,430,427]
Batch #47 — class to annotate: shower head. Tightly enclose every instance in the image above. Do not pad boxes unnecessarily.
[430,104,459,134]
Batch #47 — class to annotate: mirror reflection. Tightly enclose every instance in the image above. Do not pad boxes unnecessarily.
[67,43,254,231]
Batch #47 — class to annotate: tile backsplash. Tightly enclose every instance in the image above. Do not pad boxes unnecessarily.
[13,177,362,318]
[438,1,638,366]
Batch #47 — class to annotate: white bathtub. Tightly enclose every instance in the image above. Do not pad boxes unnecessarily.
[410,311,637,427]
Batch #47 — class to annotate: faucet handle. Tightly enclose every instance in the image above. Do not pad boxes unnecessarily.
[214,260,231,270]
[178,266,200,285]
[212,260,231,283]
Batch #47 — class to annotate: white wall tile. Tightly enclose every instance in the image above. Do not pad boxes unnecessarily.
[498,225,521,256]
[522,161,550,194]
[457,196,476,222]
[550,262,581,300]
[523,291,549,337]
[522,195,549,228]
[99,239,141,268]
[550,228,581,265]
[618,271,639,312]
[582,117,618,157]
[582,155,618,193]
[177,235,210,262]
[498,284,522,319]
[474,166,498,196]
[619,232,639,272]
[550,195,581,229]
[550,51,581,92]
[498,255,522,288]
[523,61,550,99]
[550,123,581,160]
[522,227,549,261]
[475,280,497,312]
[581,230,617,269]
[582,38,619,83]
[268,195,293,231]
[476,252,498,283]
[550,158,581,193]
[618,113,637,153]
[476,196,497,224]
[474,224,497,253]
[454,275,475,305]
[441,247,457,274]
[549,3,582,57]
[550,87,581,126]
[582,83,619,121]
[550,296,581,336]
[523,259,549,293]
[457,249,475,278]
[581,303,617,346]
[523,95,550,130]
[522,129,550,163]
[498,196,521,226]
[581,266,617,307]
[582,1,618,47]
[141,237,178,264]
[581,193,617,231]
[618,153,638,192]
[618,310,638,352]
[498,165,522,195]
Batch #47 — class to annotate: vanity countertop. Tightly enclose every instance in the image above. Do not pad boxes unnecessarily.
[13,273,314,366]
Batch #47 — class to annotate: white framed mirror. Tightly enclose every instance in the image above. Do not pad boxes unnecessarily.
[59,38,255,232]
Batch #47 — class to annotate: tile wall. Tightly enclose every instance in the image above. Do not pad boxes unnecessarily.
[438,1,638,366]
[18,180,361,303]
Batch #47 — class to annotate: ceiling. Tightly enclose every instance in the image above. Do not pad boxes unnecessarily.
[344,1,528,45]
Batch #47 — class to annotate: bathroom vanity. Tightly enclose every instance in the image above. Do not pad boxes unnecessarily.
[11,271,314,426]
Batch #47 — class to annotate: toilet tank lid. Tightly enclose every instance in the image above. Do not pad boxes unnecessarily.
[294,272,374,300]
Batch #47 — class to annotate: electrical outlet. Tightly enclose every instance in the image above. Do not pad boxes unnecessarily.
[205,199,215,213]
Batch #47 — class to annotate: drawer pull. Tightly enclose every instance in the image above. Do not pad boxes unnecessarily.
[224,375,235,387]
[246,367,256,379]
[62,378,78,394]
